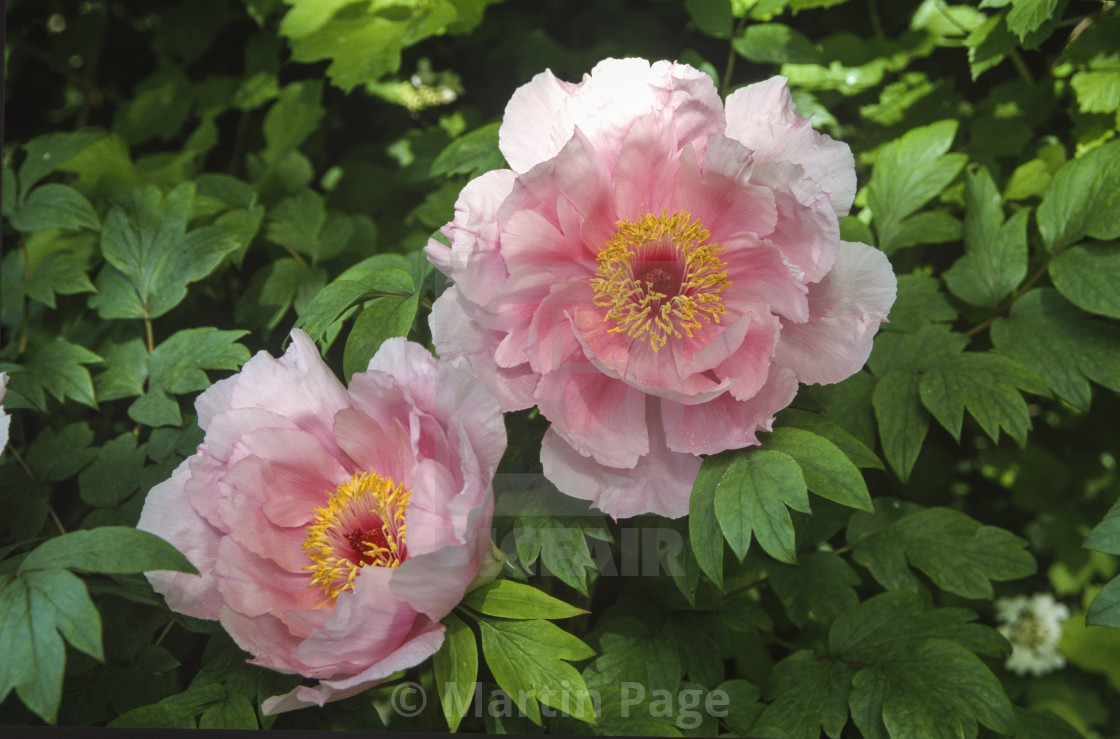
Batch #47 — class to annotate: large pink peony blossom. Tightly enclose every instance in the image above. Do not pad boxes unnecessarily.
[425,58,895,519]
[137,331,506,713]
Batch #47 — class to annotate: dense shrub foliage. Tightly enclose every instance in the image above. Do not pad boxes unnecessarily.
[2,0,1120,735]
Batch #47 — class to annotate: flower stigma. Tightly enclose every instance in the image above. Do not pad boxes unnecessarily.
[303,470,411,602]
[590,210,729,351]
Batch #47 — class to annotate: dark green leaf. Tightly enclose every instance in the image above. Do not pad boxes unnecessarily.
[341,292,419,378]
[769,551,860,628]
[943,167,1029,307]
[1049,241,1120,319]
[689,452,729,587]
[261,81,325,163]
[434,612,478,732]
[752,652,853,739]
[198,693,258,730]
[78,433,149,507]
[9,184,100,233]
[430,122,506,177]
[295,268,414,342]
[266,188,352,262]
[128,389,183,428]
[773,409,883,470]
[763,427,872,511]
[149,328,249,395]
[18,130,105,196]
[713,449,809,564]
[880,273,957,333]
[871,370,929,481]
[1084,498,1120,556]
[25,338,102,409]
[25,251,96,309]
[26,422,96,482]
[1037,140,1120,251]
[733,23,821,64]
[463,579,586,620]
[19,527,198,576]
[1087,575,1120,629]
[684,0,733,37]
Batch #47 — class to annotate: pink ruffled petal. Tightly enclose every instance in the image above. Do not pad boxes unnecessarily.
[774,241,896,385]
[724,76,856,217]
[750,161,841,284]
[333,408,415,490]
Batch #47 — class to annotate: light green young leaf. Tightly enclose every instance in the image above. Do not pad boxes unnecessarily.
[478,617,597,725]
[19,527,198,576]
[463,579,586,620]
[0,569,104,723]
[9,184,100,233]
[1071,70,1120,114]
[866,120,967,254]
[943,167,1029,307]
[713,449,809,564]
[733,23,821,64]
[149,328,250,395]
[433,612,478,732]
[846,502,1036,599]
[1003,0,1060,40]
[1036,140,1120,251]
[763,427,872,511]
[990,288,1120,411]
[1049,241,1120,319]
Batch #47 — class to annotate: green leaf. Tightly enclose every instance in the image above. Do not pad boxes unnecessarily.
[26,338,102,408]
[1049,241,1120,320]
[261,81,325,163]
[341,292,419,378]
[1071,70,1120,114]
[773,409,883,470]
[25,251,97,309]
[93,337,147,400]
[884,210,962,251]
[882,273,958,333]
[109,678,226,728]
[430,122,506,178]
[96,183,242,319]
[684,0,733,37]
[149,328,249,395]
[966,14,1016,80]
[769,551,861,628]
[1084,498,1120,556]
[0,569,104,723]
[943,167,1029,307]
[478,617,597,725]
[990,288,1120,411]
[918,352,1047,445]
[871,370,929,481]
[128,389,183,428]
[463,579,586,620]
[689,452,729,587]
[26,422,96,482]
[295,268,414,342]
[1009,708,1083,739]
[846,502,1036,599]
[867,120,968,254]
[713,449,809,564]
[434,612,478,732]
[715,679,764,735]
[733,23,821,64]
[18,129,105,196]
[583,616,682,712]
[763,427,872,511]
[1087,575,1120,629]
[199,693,257,730]
[78,433,149,507]
[19,527,198,576]
[848,639,1014,739]
[266,188,353,263]
[1037,140,1120,251]
[752,652,853,739]
[9,184,100,233]
[1004,0,1060,40]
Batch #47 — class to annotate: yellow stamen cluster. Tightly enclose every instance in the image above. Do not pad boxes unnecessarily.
[303,470,411,603]
[590,210,729,351]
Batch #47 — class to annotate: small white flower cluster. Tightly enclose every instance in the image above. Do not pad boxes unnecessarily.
[995,592,1070,676]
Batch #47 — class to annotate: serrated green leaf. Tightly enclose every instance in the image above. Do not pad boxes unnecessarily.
[1037,140,1120,251]
[867,120,967,254]
[763,427,872,511]
[990,288,1120,411]
[25,251,97,309]
[9,184,100,233]
[266,188,353,263]
[26,338,102,409]
[869,323,968,376]
[0,568,104,723]
[434,612,478,732]
[849,639,1014,739]
[881,273,958,333]
[19,527,197,576]
[1071,69,1120,114]
[871,370,929,481]
[943,167,1029,307]
[199,693,257,730]
[1004,0,1059,39]
[149,328,249,395]
[689,452,729,587]
[773,409,883,470]
[583,617,682,703]
[464,579,586,620]
[478,617,597,725]
[769,551,860,628]
[885,210,962,251]
[26,422,96,482]
[846,503,1036,599]
[713,449,809,564]
[18,130,105,196]
[128,389,183,428]
[1049,241,1120,319]
[430,122,506,178]
[752,652,853,739]
[295,268,414,342]
[78,433,148,507]
[342,292,419,378]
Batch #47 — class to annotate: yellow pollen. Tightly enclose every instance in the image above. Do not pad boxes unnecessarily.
[589,210,730,351]
[302,470,411,603]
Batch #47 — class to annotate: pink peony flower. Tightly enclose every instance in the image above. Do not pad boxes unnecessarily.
[137,330,506,713]
[425,58,895,519]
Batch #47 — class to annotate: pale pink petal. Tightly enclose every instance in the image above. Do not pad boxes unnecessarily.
[774,241,896,385]
[333,409,414,490]
[750,161,841,284]
[540,399,701,520]
[212,537,322,618]
[138,461,224,621]
[609,113,680,221]
[391,544,477,620]
[671,136,778,242]
[725,76,856,217]
[708,307,781,400]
